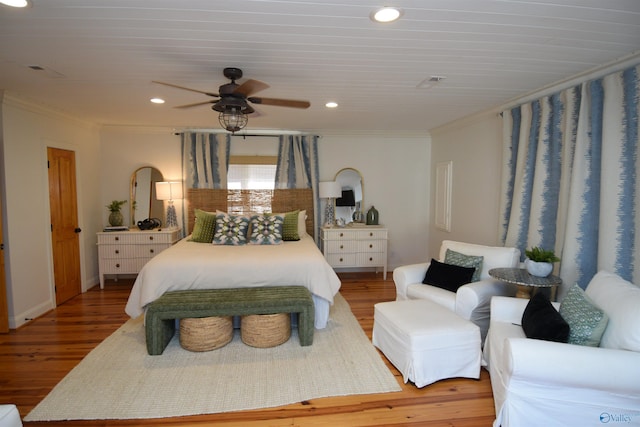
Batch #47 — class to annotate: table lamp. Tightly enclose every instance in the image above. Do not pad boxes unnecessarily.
[319,181,342,227]
[155,181,183,228]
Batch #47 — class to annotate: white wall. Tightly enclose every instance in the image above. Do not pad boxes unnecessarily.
[1,95,102,328]
[320,133,431,269]
[99,128,431,270]
[99,126,183,228]
[428,110,504,258]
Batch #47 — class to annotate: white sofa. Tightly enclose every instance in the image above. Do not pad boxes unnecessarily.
[484,270,640,427]
[393,240,520,341]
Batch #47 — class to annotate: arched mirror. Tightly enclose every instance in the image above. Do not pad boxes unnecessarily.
[334,168,364,225]
[130,166,164,226]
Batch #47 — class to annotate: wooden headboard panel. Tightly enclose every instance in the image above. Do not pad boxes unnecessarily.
[186,188,315,239]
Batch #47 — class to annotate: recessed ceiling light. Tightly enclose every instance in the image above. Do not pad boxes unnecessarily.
[371,7,403,23]
[325,101,338,108]
[0,0,29,7]
[150,98,165,104]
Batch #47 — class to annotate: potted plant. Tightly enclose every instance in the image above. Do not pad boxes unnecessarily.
[107,200,127,226]
[524,246,560,277]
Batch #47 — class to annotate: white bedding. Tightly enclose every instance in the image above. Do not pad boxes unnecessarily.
[125,234,341,328]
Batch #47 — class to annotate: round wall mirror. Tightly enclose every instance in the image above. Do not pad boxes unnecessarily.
[334,168,364,224]
[130,166,164,225]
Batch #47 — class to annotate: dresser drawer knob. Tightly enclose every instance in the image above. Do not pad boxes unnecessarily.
[150,249,154,254]
[115,236,119,241]
[339,232,344,237]
[369,257,373,261]
[369,232,373,237]
[115,249,119,254]
[369,244,373,248]
[340,245,344,249]
[115,263,120,268]
[339,258,343,262]
[149,236,154,241]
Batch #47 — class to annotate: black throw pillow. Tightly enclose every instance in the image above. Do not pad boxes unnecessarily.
[422,259,475,292]
[521,292,570,343]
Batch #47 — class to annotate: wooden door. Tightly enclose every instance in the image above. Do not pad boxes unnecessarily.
[0,194,8,332]
[48,147,82,305]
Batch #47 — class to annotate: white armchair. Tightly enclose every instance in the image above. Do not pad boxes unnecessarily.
[484,271,640,427]
[393,240,520,341]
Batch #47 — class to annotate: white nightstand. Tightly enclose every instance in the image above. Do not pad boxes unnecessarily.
[321,225,388,279]
[96,228,180,288]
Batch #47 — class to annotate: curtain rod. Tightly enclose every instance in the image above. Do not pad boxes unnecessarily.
[173,129,312,136]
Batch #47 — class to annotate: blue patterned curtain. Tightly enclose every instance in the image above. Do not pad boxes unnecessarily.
[500,64,639,298]
[275,134,321,240]
[181,132,230,189]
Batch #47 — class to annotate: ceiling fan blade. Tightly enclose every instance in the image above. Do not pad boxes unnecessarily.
[174,100,217,109]
[248,97,310,109]
[234,79,270,97]
[152,80,219,97]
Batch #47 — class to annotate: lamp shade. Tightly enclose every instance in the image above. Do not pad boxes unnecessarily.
[319,181,342,199]
[155,181,183,201]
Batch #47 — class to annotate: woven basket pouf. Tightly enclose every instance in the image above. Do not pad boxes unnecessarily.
[241,313,291,348]
[180,316,233,352]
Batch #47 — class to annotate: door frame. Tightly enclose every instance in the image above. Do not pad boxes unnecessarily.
[43,139,87,307]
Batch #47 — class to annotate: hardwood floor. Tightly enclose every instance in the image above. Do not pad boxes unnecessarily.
[0,273,496,426]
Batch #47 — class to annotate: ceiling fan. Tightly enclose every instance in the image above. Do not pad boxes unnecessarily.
[153,67,311,132]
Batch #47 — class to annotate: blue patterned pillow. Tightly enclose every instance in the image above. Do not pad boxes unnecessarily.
[560,284,609,347]
[444,249,484,282]
[213,214,249,245]
[249,214,284,245]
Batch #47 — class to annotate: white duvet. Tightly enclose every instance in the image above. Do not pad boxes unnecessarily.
[125,234,341,328]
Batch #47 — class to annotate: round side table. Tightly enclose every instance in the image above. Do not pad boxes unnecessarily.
[489,267,562,299]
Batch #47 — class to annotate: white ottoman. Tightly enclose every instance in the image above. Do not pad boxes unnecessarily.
[372,299,481,388]
[0,405,21,427]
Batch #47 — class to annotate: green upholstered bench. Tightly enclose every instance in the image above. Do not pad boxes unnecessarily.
[145,286,315,355]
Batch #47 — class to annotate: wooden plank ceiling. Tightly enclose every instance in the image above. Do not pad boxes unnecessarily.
[0,0,639,132]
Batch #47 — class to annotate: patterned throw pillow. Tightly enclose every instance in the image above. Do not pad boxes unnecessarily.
[249,214,284,245]
[444,249,484,282]
[190,209,217,243]
[282,210,301,241]
[560,283,609,347]
[212,214,249,245]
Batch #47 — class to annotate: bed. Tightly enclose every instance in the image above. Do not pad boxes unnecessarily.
[124,188,341,329]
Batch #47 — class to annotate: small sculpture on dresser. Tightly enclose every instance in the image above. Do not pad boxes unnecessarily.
[366,206,379,225]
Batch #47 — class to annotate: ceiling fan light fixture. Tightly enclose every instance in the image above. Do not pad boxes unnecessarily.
[371,7,402,23]
[150,97,165,104]
[325,101,338,108]
[218,106,248,133]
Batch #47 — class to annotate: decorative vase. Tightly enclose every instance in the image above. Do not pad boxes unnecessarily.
[525,259,553,277]
[366,206,379,225]
[109,211,123,227]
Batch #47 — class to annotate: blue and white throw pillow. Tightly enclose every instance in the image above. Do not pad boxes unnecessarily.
[213,214,249,245]
[249,214,284,245]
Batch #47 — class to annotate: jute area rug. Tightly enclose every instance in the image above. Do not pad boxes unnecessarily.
[25,293,400,421]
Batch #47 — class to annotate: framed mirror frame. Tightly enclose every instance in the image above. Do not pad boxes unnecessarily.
[334,167,364,225]
[130,166,164,226]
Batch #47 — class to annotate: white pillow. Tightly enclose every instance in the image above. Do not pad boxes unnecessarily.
[585,270,640,351]
[298,210,307,236]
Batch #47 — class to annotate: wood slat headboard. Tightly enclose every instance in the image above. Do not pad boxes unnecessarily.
[186,188,315,239]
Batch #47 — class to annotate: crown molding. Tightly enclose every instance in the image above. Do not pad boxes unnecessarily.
[2,92,98,130]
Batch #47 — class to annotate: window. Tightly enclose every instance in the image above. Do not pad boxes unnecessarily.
[227,164,276,190]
